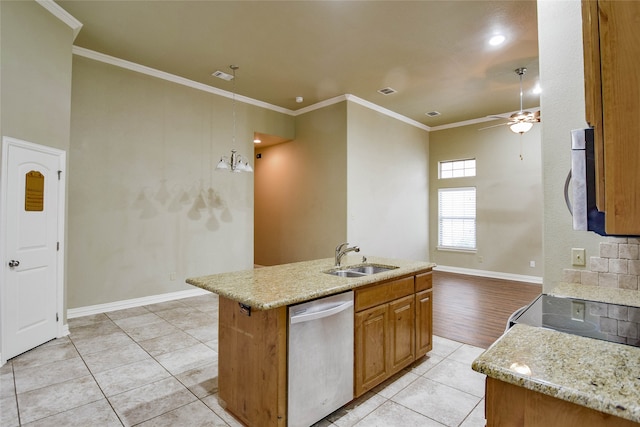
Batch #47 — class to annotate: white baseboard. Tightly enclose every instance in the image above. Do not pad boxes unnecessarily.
[67,288,210,319]
[433,265,543,285]
[59,324,70,337]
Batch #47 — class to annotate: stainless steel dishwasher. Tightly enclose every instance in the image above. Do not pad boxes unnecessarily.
[288,291,354,427]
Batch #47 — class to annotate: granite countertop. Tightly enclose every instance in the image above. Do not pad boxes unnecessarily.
[186,256,434,310]
[473,284,640,423]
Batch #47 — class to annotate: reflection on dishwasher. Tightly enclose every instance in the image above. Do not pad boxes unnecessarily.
[288,291,354,427]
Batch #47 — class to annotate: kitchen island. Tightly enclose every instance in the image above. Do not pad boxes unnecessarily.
[472,283,640,426]
[187,256,435,427]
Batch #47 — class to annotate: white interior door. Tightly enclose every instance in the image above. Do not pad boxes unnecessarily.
[1,137,65,363]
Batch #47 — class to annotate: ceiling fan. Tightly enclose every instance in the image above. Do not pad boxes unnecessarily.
[480,67,540,134]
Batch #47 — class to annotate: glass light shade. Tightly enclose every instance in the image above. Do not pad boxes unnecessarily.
[510,121,533,134]
[216,157,230,170]
[244,162,253,173]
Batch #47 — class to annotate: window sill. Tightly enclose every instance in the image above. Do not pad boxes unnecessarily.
[436,246,477,254]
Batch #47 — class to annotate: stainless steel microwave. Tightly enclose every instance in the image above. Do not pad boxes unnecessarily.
[568,127,607,235]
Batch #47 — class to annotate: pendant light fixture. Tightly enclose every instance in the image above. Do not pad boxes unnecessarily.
[215,65,253,173]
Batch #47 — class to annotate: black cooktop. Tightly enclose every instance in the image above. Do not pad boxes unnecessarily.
[511,294,640,348]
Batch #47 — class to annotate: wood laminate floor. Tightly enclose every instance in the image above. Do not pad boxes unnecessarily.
[433,270,542,349]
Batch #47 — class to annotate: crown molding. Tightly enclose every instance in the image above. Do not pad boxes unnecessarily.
[345,94,431,131]
[36,0,83,41]
[291,95,348,116]
[72,46,295,115]
[72,46,431,132]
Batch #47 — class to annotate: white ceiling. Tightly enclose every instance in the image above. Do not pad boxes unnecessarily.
[57,0,540,129]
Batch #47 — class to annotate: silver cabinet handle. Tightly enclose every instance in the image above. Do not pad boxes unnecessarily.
[8,260,20,268]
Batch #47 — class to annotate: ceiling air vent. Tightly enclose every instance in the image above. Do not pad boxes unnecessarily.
[425,111,441,117]
[377,87,397,95]
[212,70,234,81]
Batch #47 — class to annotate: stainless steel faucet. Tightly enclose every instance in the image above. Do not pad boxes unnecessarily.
[335,242,360,266]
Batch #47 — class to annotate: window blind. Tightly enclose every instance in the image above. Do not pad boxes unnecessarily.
[438,187,476,250]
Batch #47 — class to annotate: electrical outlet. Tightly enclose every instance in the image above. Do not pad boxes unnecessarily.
[571,301,585,321]
[571,248,586,266]
[529,260,535,268]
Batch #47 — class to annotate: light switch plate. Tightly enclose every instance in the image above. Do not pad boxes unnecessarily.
[571,248,586,266]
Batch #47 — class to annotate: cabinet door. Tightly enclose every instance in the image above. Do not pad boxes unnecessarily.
[355,304,389,397]
[582,0,605,210]
[415,289,433,357]
[584,0,640,234]
[389,295,415,374]
[598,0,640,234]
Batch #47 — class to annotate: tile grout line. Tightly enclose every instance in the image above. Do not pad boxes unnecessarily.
[67,331,126,427]
[9,296,484,427]
[80,299,226,427]
[10,361,23,427]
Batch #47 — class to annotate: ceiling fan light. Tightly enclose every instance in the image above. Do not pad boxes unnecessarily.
[510,121,533,134]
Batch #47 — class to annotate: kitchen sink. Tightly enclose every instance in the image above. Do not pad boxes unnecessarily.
[324,264,399,277]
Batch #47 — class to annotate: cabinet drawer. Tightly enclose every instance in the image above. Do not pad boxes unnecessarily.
[415,272,432,291]
[355,277,414,312]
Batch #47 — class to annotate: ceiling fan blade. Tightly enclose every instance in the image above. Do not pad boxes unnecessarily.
[478,122,512,131]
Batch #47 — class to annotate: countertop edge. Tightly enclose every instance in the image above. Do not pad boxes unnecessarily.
[472,324,640,423]
[186,257,435,310]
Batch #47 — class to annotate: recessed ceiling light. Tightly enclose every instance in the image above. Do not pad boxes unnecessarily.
[489,34,506,46]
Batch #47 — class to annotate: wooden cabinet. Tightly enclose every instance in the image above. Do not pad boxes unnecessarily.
[218,296,287,427]
[389,295,415,373]
[582,0,640,235]
[218,268,433,422]
[354,271,432,397]
[485,377,638,427]
[415,272,433,358]
[355,304,390,394]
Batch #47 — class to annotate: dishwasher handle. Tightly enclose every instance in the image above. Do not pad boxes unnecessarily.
[290,300,353,324]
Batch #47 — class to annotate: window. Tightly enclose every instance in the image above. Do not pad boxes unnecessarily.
[438,187,476,250]
[439,158,476,179]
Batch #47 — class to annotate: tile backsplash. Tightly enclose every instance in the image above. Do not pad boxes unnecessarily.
[563,238,640,290]
[564,238,640,346]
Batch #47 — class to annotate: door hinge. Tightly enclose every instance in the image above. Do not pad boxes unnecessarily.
[56,313,59,322]
[58,170,62,180]
[57,242,60,251]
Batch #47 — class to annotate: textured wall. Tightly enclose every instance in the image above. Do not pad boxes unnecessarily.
[537,0,601,292]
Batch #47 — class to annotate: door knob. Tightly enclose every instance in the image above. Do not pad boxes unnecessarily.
[8,260,20,268]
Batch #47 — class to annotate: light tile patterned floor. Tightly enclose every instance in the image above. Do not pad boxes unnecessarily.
[0,293,487,426]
